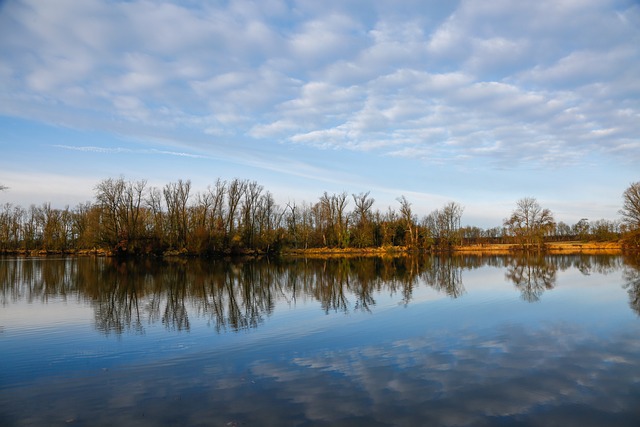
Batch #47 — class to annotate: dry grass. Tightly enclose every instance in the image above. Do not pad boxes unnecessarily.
[546,241,622,254]
[455,241,622,254]
[283,246,410,258]
[286,241,623,257]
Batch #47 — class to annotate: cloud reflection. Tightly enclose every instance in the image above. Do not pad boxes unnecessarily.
[2,254,640,426]
[3,321,639,426]
[247,323,640,426]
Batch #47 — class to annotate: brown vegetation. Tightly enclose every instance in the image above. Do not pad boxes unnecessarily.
[0,177,637,257]
[455,241,622,255]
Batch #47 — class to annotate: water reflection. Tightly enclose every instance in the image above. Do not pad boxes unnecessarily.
[420,256,465,299]
[622,253,640,315]
[0,254,634,335]
[2,254,640,427]
[505,255,557,302]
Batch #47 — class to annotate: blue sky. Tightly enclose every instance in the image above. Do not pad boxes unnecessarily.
[1,0,639,228]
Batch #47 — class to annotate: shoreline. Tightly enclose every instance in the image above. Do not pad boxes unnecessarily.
[283,241,624,257]
[453,241,622,255]
[0,241,625,258]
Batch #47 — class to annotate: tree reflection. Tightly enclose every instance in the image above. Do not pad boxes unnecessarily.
[92,260,145,335]
[161,264,191,332]
[505,255,557,302]
[422,256,465,298]
[554,254,622,276]
[0,254,632,334]
[622,254,640,315]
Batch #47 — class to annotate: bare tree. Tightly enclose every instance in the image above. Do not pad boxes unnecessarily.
[206,179,227,250]
[572,218,590,241]
[241,181,263,248]
[163,179,191,249]
[427,202,464,249]
[95,177,147,252]
[146,186,164,246]
[123,179,147,244]
[352,192,375,248]
[314,192,350,248]
[504,197,555,249]
[316,193,333,246]
[71,202,97,249]
[620,182,640,249]
[286,201,314,249]
[620,182,640,230]
[95,177,126,246]
[256,191,285,252]
[397,195,417,248]
[0,203,23,250]
[226,178,247,240]
[333,192,349,248]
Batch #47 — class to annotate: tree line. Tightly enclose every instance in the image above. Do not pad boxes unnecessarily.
[0,178,638,255]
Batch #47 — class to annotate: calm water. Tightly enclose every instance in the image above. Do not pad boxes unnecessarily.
[1,254,639,426]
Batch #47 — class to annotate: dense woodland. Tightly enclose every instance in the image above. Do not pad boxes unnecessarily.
[0,178,639,255]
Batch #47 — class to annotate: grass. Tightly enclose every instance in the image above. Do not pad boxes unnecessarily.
[454,241,622,254]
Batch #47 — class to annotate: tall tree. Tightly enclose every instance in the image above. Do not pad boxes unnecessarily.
[163,179,191,249]
[207,179,227,251]
[333,192,349,248]
[427,202,464,249]
[71,202,98,249]
[226,178,247,244]
[240,181,263,248]
[573,218,590,241]
[316,193,333,246]
[95,177,147,252]
[122,179,147,245]
[314,192,350,248]
[352,192,375,248]
[620,181,640,249]
[95,177,125,246]
[620,182,640,230]
[397,195,416,247]
[0,203,23,250]
[286,201,313,249]
[146,186,165,250]
[255,191,285,252]
[504,197,555,249]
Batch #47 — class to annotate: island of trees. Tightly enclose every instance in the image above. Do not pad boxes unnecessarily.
[0,178,638,256]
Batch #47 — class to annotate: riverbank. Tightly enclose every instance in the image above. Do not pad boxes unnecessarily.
[283,241,624,257]
[283,246,410,258]
[454,241,622,255]
[0,241,624,258]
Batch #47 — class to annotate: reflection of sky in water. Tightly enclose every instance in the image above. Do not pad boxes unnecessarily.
[1,257,640,426]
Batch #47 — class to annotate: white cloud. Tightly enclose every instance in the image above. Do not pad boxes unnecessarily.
[249,119,300,139]
[520,47,639,89]
[0,0,639,202]
[288,13,365,66]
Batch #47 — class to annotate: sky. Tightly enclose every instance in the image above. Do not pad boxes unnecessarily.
[0,0,639,228]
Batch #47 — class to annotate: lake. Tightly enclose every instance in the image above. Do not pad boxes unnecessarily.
[1,254,640,426]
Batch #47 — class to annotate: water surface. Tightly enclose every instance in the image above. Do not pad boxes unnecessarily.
[1,255,640,426]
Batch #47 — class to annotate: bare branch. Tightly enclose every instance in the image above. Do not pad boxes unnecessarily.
[620,182,640,229]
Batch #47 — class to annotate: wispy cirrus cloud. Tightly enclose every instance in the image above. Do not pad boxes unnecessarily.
[53,144,209,159]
